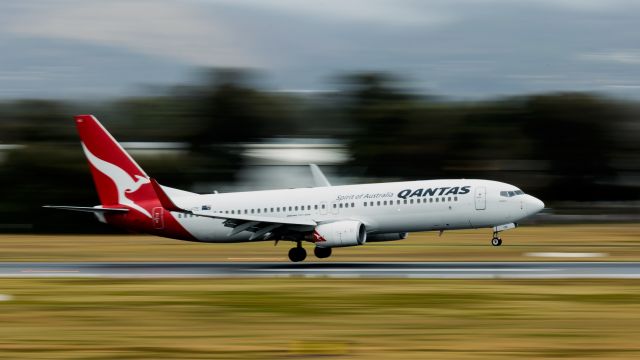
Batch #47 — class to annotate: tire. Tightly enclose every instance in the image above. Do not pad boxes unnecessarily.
[288,247,307,262]
[491,237,502,246]
[314,246,332,259]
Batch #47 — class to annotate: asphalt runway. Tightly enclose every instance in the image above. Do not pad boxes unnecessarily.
[1,262,640,278]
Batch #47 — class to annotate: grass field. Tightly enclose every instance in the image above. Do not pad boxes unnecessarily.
[0,225,638,359]
[0,278,639,359]
[0,224,638,262]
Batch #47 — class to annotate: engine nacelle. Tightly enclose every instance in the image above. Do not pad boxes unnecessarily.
[366,232,408,242]
[313,220,367,248]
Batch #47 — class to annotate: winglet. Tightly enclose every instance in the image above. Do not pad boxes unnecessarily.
[150,179,184,212]
[310,164,331,187]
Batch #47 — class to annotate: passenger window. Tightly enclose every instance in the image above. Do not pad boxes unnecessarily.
[410,199,414,204]
[454,197,458,201]
[429,198,433,203]
[377,201,381,206]
[448,197,451,202]
[322,204,326,209]
[370,201,374,206]
[364,202,367,207]
[404,199,407,204]
[289,206,292,211]
[333,204,336,208]
[339,203,343,208]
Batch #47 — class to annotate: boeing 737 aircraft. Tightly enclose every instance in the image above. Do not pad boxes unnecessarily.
[45,115,544,262]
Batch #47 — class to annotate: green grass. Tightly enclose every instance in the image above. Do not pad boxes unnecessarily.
[0,224,639,262]
[0,278,639,359]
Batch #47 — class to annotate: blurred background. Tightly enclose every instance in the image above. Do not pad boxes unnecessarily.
[1,0,639,233]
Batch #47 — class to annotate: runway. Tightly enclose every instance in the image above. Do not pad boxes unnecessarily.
[1,262,640,278]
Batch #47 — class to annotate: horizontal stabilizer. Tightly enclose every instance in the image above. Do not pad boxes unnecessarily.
[43,206,129,213]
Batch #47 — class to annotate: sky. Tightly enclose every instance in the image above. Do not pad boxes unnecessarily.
[1,0,640,99]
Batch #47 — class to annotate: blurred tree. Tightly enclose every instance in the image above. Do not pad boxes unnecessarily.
[522,93,618,200]
[0,100,73,142]
[184,69,296,182]
[341,73,421,178]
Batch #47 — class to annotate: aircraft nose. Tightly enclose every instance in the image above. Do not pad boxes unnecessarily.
[525,195,544,215]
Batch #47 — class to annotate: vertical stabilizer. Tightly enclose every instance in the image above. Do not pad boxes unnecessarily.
[74,115,155,217]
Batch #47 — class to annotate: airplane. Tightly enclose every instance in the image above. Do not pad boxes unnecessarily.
[45,115,545,262]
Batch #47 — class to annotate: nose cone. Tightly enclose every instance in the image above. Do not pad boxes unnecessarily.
[525,195,545,216]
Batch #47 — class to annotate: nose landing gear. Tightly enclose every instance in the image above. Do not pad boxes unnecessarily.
[490,223,516,246]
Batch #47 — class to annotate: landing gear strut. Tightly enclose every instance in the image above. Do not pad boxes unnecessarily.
[288,242,307,262]
[314,246,332,259]
[491,229,503,246]
[490,223,515,247]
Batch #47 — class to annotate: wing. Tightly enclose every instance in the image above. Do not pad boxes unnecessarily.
[150,179,316,240]
[310,164,331,187]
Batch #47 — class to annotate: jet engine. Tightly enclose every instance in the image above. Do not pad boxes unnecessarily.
[366,232,408,242]
[313,220,367,248]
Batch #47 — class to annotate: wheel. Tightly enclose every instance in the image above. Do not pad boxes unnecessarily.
[314,246,332,259]
[491,237,502,246]
[288,246,307,262]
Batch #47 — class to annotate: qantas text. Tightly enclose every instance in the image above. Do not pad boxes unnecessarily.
[397,186,471,199]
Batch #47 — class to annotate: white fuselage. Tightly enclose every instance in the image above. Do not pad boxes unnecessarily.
[167,179,544,243]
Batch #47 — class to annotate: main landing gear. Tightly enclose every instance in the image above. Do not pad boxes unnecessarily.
[287,243,333,262]
[314,246,332,259]
[288,242,307,262]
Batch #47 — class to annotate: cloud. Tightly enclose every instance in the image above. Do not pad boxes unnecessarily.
[208,0,453,27]
[4,0,260,67]
[579,50,640,65]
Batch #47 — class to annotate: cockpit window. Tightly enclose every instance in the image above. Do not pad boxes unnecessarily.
[501,190,525,197]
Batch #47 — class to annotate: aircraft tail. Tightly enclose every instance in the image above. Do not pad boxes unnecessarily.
[74,115,156,216]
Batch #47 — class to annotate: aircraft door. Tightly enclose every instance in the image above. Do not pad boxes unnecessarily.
[152,207,164,229]
[474,187,486,210]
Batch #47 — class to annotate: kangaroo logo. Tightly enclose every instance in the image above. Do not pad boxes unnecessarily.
[81,143,152,218]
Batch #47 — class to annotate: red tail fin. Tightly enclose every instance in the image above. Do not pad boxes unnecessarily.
[75,115,155,217]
